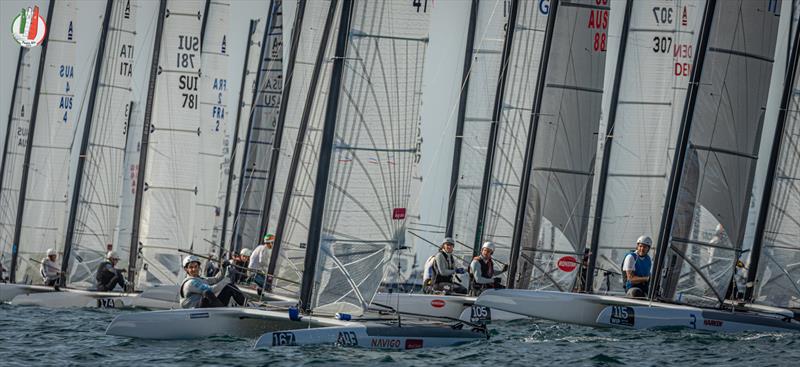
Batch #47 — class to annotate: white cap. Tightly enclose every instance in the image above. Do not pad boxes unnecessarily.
[442,237,455,246]
[240,248,252,257]
[107,251,120,260]
[182,255,201,268]
[636,236,653,247]
[46,248,57,256]
[481,241,495,253]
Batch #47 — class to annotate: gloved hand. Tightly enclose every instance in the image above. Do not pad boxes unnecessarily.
[455,268,465,274]
[222,260,231,268]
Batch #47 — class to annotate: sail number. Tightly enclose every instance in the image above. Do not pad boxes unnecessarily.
[653,36,672,53]
[652,7,673,25]
[588,1,609,52]
[272,332,296,346]
[336,331,358,346]
[411,0,428,13]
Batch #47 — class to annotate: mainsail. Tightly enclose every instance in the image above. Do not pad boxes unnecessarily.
[655,0,780,307]
[586,0,705,294]
[268,0,341,298]
[446,0,509,268]
[230,0,284,253]
[0,45,42,279]
[193,0,230,257]
[479,0,549,278]
[131,0,206,288]
[219,19,264,253]
[750,6,800,309]
[11,0,78,283]
[304,0,431,315]
[62,0,136,288]
[514,0,609,291]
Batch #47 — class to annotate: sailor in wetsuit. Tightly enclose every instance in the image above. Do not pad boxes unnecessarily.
[469,242,507,296]
[622,235,652,298]
[179,255,245,308]
[95,251,127,291]
[424,237,468,294]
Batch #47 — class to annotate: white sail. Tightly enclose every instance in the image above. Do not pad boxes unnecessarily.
[449,0,508,268]
[0,46,42,279]
[231,0,283,253]
[481,0,549,277]
[268,0,341,298]
[193,0,230,257]
[590,0,705,294]
[15,1,78,283]
[221,18,264,251]
[516,0,609,291]
[752,1,800,309]
[660,0,781,307]
[309,0,431,316]
[135,0,205,288]
[64,0,137,288]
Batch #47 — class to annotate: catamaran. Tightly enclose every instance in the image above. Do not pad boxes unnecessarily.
[477,0,800,333]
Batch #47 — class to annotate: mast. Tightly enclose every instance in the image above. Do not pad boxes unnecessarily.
[230,7,274,253]
[259,0,306,240]
[473,0,519,255]
[267,0,339,279]
[127,0,168,287]
[0,48,25,212]
[506,0,559,288]
[199,0,210,51]
[583,0,633,293]
[649,0,717,300]
[61,0,114,275]
[444,0,479,238]
[300,0,353,313]
[219,19,257,257]
[744,20,800,302]
[9,1,55,283]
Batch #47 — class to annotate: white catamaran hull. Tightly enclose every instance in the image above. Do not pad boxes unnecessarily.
[10,287,177,309]
[105,308,348,339]
[475,289,680,327]
[0,283,56,303]
[254,323,487,350]
[596,305,800,332]
[372,292,526,323]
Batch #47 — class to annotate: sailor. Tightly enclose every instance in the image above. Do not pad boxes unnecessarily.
[424,237,467,294]
[95,251,127,292]
[249,232,275,290]
[230,247,252,283]
[180,255,245,308]
[40,248,61,287]
[469,241,508,296]
[622,235,652,298]
[204,253,220,277]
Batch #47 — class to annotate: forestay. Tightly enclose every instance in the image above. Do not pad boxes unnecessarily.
[309,0,431,316]
[64,0,137,289]
[590,0,704,295]
[134,0,206,288]
[516,0,608,291]
[658,0,780,307]
[0,46,42,279]
[449,0,508,270]
[193,0,230,257]
[15,0,78,283]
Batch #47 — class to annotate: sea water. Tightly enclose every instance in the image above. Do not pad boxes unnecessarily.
[1,303,797,366]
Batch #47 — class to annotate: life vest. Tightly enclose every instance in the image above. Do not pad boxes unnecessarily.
[179,276,195,298]
[434,250,456,284]
[95,261,116,286]
[469,256,494,290]
[621,251,651,291]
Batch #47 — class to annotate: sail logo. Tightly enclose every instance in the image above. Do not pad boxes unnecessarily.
[11,6,47,48]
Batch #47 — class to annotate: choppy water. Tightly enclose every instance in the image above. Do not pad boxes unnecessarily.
[1,303,798,366]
